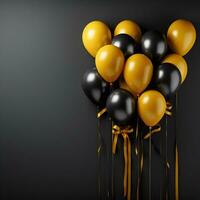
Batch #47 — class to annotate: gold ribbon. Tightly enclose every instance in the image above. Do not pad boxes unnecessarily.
[165,102,173,116]
[144,124,161,140]
[144,124,171,200]
[112,125,133,200]
[97,109,102,200]
[137,136,144,200]
[135,117,140,200]
[137,127,144,200]
[175,145,179,200]
[149,127,152,200]
[165,116,169,200]
[97,145,101,153]
[97,108,107,118]
[175,93,179,200]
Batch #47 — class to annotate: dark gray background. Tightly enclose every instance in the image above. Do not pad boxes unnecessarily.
[0,0,199,199]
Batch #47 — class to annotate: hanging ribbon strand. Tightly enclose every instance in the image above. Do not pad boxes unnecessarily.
[97,108,107,118]
[144,123,171,200]
[112,125,133,200]
[175,145,179,200]
[135,117,140,200]
[144,124,161,139]
[175,94,179,200]
[140,137,144,200]
[165,115,169,200]
[165,101,173,200]
[148,127,152,200]
[97,108,103,200]
[165,102,173,116]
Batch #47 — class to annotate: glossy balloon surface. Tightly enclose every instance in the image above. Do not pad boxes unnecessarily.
[114,20,142,42]
[162,54,188,83]
[153,63,181,99]
[124,54,153,95]
[95,45,125,83]
[82,68,110,105]
[138,90,166,127]
[112,34,138,58]
[167,19,196,56]
[141,30,167,61]
[82,21,111,57]
[106,89,136,126]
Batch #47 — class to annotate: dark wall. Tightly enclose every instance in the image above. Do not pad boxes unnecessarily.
[0,0,199,200]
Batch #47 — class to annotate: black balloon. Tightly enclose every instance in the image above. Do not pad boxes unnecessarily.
[106,89,136,126]
[153,63,181,99]
[112,34,138,58]
[82,68,110,105]
[141,30,167,61]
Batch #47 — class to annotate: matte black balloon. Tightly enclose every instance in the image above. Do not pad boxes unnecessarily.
[82,68,110,105]
[112,34,138,58]
[153,63,181,99]
[106,89,136,126]
[141,30,167,61]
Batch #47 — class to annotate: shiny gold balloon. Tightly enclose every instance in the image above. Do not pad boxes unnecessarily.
[82,21,112,57]
[95,45,125,83]
[124,54,153,95]
[167,19,196,56]
[138,90,166,127]
[162,54,188,83]
[114,20,142,42]
[119,78,136,97]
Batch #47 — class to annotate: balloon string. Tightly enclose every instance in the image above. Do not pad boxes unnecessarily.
[165,104,172,200]
[175,93,179,200]
[140,128,144,200]
[143,122,171,200]
[135,94,141,200]
[97,108,107,118]
[97,107,103,200]
[175,145,179,200]
[111,120,115,200]
[149,127,152,200]
[165,102,173,116]
[160,124,163,200]
[127,135,131,200]
[136,116,140,200]
[144,124,161,139]
[165,115,169,200]
[144,125,171,172]
[109,83,114,200]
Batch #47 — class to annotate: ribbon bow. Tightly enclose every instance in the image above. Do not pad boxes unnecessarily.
[112,125,133,200]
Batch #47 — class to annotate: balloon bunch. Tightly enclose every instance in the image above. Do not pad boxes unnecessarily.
[81,19,196,200]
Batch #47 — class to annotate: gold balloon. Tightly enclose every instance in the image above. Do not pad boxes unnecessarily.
[138,90,166,127]
[124,54,153,95]
[162,54,188,83]
[114,20,142,42]
[95,45,125,83]
[119,78,136,97]
[82,20,112,57]
[167,19,196,56]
